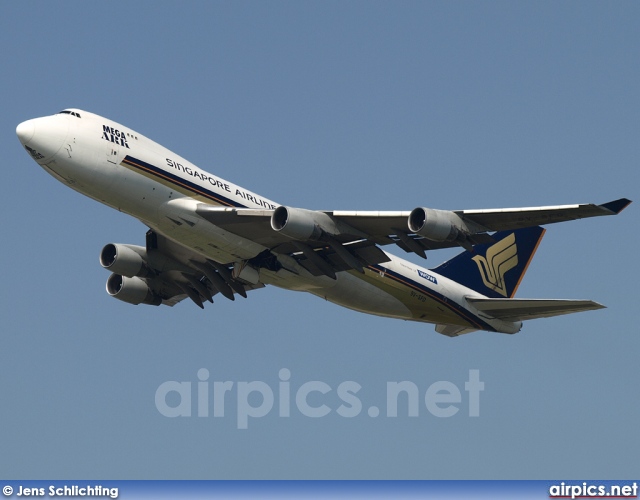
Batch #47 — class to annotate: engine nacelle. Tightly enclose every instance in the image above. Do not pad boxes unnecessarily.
[271,206,325,241]
[408,207,464,242]
[100,243,150,277]
[106,274,161,306]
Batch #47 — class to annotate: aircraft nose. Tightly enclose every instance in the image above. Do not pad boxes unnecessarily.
[16,115,69,163]
[16,120,35,144]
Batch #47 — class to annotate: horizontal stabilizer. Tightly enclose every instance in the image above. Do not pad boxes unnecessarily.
[435,324,478,337]
[467,297,605,322]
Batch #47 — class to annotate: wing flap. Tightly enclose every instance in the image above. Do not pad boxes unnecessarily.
[467,297,605,321]
[195,205,286,247]
[294,240,390,277]
[140,229,264,308]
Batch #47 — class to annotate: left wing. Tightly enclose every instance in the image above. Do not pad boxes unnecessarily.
[331,198,631,246]
[451,198,631,232]
[196,198,631,265]
[195,205,391,278]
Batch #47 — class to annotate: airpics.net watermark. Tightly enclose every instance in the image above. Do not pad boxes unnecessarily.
[155,369,484,429]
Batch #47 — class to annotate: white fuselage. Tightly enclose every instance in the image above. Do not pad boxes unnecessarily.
[17,109,522,334]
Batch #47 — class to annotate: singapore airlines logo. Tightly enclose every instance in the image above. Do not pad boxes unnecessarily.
[471,233,518,297]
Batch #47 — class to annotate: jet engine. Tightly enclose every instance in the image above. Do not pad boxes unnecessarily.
[408,207,465,242]
[100,243,151,277]
[105,273,161,306]
[271,206,325,241]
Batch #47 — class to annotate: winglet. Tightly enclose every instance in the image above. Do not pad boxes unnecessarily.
[600,198,632,215]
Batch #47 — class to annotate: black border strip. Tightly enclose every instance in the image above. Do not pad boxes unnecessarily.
[368,264,497,332]
[122,155,246,208]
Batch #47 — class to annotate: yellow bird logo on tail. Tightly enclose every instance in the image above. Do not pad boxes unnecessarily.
[472,233,518,297]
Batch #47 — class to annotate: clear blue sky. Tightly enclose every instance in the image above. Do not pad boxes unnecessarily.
[1,1,637,479]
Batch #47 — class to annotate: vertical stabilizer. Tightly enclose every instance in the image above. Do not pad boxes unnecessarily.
[432,226,545,298]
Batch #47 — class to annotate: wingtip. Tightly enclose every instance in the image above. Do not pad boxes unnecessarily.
[600,198,632,215]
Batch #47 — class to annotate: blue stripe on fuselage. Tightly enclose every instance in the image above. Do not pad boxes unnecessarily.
[122,155,247,208]
[368,264,497,332]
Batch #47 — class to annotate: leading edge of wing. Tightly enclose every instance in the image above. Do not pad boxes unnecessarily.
[455,198,631,231]
[458,198,631,216]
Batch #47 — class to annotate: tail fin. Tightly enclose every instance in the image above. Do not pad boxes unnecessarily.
[432,226,545,298]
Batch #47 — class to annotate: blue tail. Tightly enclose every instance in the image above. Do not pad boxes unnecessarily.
[431,226,545,298]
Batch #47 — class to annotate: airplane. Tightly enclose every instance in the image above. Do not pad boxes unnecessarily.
[16,109,631,336]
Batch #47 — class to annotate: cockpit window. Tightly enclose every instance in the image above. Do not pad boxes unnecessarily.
[57,110,81,118]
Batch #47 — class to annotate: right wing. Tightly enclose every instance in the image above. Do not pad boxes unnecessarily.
[103,230,264,309]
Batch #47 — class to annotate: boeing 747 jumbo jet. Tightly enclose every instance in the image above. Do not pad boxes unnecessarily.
[16,109,631,336]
